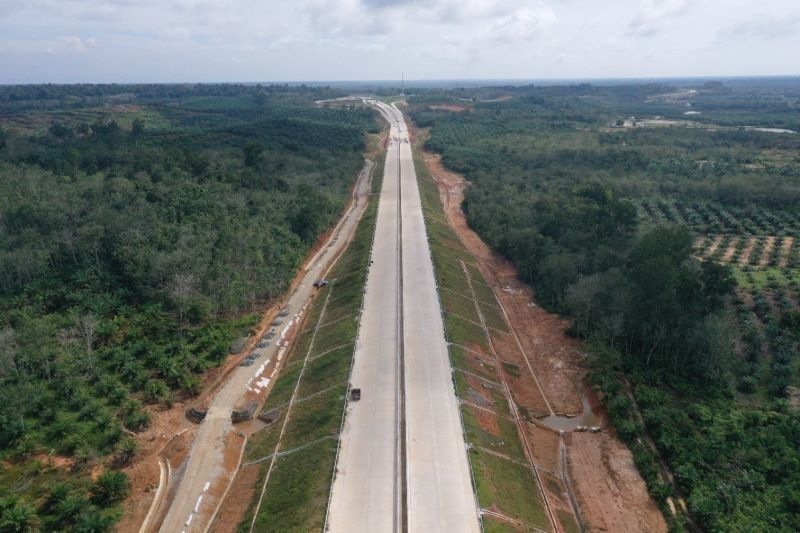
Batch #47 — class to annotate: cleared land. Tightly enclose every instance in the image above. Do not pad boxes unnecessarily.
[214,158,382,533]
[157,159,376,533]
[639,198,800,293]
[416,135,666,533]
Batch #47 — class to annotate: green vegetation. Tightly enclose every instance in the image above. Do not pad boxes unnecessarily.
[462,407,524,461]
[244,411,287,464]
[0,84,379,530]
[239,156,380,532]
[413,141,555,529]
[470,448,549,530]
[250,439,338,532]
[410,79,800,531]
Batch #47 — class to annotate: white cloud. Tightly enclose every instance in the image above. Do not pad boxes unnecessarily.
[0,0,798,82]
[719,14,800,43]
[628,0,696,37]
[484,5,557,42]
[44,35,97,54]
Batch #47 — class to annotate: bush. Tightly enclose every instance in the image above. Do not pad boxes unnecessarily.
[123,409,150,432]
[91,471,130,506]
[737,375,757,393]
[0,497,41,533]
[144,379,170,403]
[615,418,640,440]
[606,394,633,420]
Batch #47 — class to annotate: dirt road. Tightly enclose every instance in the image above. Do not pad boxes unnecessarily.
[155,159,375,533]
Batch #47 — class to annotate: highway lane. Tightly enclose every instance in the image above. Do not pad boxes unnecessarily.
[394,104,480,533]
[328,101,479,532]
[157,160,374,533]
[326,102,402,532]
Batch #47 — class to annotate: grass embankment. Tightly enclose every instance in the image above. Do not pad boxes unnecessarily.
[237,159,382,532]
[413,149,555,531]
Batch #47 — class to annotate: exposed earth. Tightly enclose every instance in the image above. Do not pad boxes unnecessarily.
[422,149,667,533]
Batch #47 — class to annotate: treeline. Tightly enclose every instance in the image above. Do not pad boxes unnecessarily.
[413,99,800,208]
[464,183,734,382]
[411,81,800,530]
[0,86,377,530]
[0,83,344,112]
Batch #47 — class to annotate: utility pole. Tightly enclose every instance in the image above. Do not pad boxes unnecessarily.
[401,72,404,97]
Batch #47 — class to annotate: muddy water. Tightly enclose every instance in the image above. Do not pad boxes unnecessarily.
[540,385,602,431]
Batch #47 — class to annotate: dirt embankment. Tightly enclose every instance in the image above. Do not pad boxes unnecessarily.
[115,407,194,532]
[421,148,666,533]
[117,293,291,532]
[118,153,384,532]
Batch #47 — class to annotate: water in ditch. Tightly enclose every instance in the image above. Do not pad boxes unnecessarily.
[539,383,603,432]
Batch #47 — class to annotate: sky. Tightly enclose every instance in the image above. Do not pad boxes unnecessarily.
[0,0,798,84]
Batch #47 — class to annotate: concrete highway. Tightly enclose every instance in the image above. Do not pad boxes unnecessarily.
[157,159,374,533]
[328,101,480,532]
[326,101,402,532]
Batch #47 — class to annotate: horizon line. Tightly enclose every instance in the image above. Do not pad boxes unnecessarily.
[2,73,800,87]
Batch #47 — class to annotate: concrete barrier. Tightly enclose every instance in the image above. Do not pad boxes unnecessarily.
[186,406,208,423]
[231,400,258,423]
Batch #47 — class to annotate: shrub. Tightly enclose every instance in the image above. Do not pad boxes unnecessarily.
[91,471,130,506]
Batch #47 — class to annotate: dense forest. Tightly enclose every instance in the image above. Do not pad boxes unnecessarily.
[410,79,800,531]
[0,84,378,530]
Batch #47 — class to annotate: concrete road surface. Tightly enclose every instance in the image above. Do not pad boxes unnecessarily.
[328,101,479,532]
[326,103,402,532]
[157,161,374,533]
